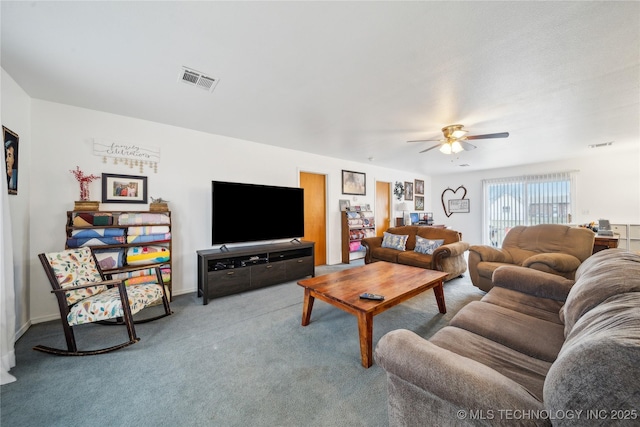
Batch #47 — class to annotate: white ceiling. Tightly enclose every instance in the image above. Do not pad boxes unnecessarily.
[1,1,639,176]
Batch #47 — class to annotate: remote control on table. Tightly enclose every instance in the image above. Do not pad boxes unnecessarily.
[360,293,385,301]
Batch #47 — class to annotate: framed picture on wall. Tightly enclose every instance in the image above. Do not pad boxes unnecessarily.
[415,196,424,211]
[449,198,470,213]
[102,173,148,204]
[404,181,414,200]
[342,170,366,195]
[415,179,424,195]
[3,126,19,195]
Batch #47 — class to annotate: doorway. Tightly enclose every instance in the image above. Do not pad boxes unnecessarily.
[375,181,391,237]
[300,172,327,266]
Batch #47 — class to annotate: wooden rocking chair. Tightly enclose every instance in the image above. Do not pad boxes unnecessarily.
[36,247,172,356]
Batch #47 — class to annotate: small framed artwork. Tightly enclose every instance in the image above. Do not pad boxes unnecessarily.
[3,126,19,195]
[448,199,470,213]
[102,173,148,204]
[415,196,424,211]
[404,181,414,201]
[415,179,424,195]
[339,199,351,211]
[342,170,366,195]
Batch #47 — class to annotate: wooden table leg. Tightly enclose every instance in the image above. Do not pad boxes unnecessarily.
[356,311,374,368]
[301,288,315,326]
[433,281,447,314]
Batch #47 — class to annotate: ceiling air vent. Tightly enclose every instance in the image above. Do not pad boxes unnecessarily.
[179,67,219,93]
[588,141,613,148]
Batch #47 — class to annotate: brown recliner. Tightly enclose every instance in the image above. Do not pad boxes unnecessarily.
[468,224,595,292]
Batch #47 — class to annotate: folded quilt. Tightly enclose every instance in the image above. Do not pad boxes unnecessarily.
[124,274,158,286]
[71,228,125,238]
[126,246,170,265]
[72,212,113,226]
[127,233,171,244]
[111,267,171,283]
[118,213,170,225]
[66,236,126,248]
[94,249,125,270]
[127,226,170,236]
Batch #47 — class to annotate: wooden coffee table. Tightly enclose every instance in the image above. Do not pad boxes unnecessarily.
[297,261,448,368]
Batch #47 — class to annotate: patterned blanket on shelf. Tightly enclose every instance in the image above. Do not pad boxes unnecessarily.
[126,246,170,265]
[72,212,113,226]
[66,236,126,248]
[118,213,170,225]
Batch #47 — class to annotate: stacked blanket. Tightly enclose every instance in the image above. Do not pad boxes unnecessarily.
[71,212,114,226]
[111,267,171,286]
[118,213,170,225]
[66,228,126,248]
[126,245,170,266]
[126,225,171,244]
[93,249,125,270]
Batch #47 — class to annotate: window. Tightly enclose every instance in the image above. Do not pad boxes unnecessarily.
[483,171,577,247]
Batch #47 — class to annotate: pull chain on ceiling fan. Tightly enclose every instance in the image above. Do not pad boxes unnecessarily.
[408,124,509,154]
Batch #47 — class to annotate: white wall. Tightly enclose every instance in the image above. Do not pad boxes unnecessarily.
[1,69,32,337]
[430,148,640,246]
[27,99,428,323]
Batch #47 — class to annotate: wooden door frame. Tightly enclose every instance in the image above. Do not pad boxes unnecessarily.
[299,169,328,265]
[375,180,392,237]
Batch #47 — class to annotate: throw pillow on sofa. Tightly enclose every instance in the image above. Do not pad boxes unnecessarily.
[381,232,409,251]
[414,236,444,255]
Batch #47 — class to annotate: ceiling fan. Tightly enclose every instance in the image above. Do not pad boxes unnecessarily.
[408,124,509,154]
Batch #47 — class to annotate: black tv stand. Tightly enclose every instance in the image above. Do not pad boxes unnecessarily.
[196,241,315,304]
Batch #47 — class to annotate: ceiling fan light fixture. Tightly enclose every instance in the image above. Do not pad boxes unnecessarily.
[442,124,467,139]
[439,143,452,154]
[439,141,464,155]
[451,129,467,139]
[451,141,464,153]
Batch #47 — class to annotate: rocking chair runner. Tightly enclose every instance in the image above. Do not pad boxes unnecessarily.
[36,247,172,356]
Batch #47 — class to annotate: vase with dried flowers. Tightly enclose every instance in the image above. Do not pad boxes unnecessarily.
[70,166,101,211]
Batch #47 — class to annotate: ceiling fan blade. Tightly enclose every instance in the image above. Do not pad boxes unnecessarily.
[419,144,441,153]
[407,138,442,143]
[459,141,477,151]
[466,132,509,140]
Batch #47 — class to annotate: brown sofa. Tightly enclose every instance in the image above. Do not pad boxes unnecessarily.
[361,226,469,281]
[468,224,595,292]
[375,249,640,426]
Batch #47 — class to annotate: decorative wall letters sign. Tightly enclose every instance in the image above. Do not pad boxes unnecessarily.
[441,186,468,217]
[93,138,160,173]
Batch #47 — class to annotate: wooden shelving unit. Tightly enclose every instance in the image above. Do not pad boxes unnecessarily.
[65,210,173,299]
[341,209,375,263]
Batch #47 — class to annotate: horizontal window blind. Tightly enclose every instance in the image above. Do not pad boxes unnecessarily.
[482,171,577,246]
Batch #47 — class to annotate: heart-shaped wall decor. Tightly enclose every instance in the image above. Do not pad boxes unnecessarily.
[441,186,467,217]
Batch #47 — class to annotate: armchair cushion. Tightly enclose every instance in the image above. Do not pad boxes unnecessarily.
[469,245,513,264]
[492,265,575,301]
[67,283,165,326]
[522,252,581,275]
[381,232,408,251]
[414,237,443,255]
[45,248,107,305]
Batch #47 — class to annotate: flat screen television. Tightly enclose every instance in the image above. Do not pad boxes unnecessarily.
[212,181,304,245]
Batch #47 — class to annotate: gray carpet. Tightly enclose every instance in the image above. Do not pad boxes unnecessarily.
[1,261,485,427]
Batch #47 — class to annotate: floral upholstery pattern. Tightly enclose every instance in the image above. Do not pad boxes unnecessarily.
[45,247,107,305]
[67,283,164,326]
[45,247,165,326]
